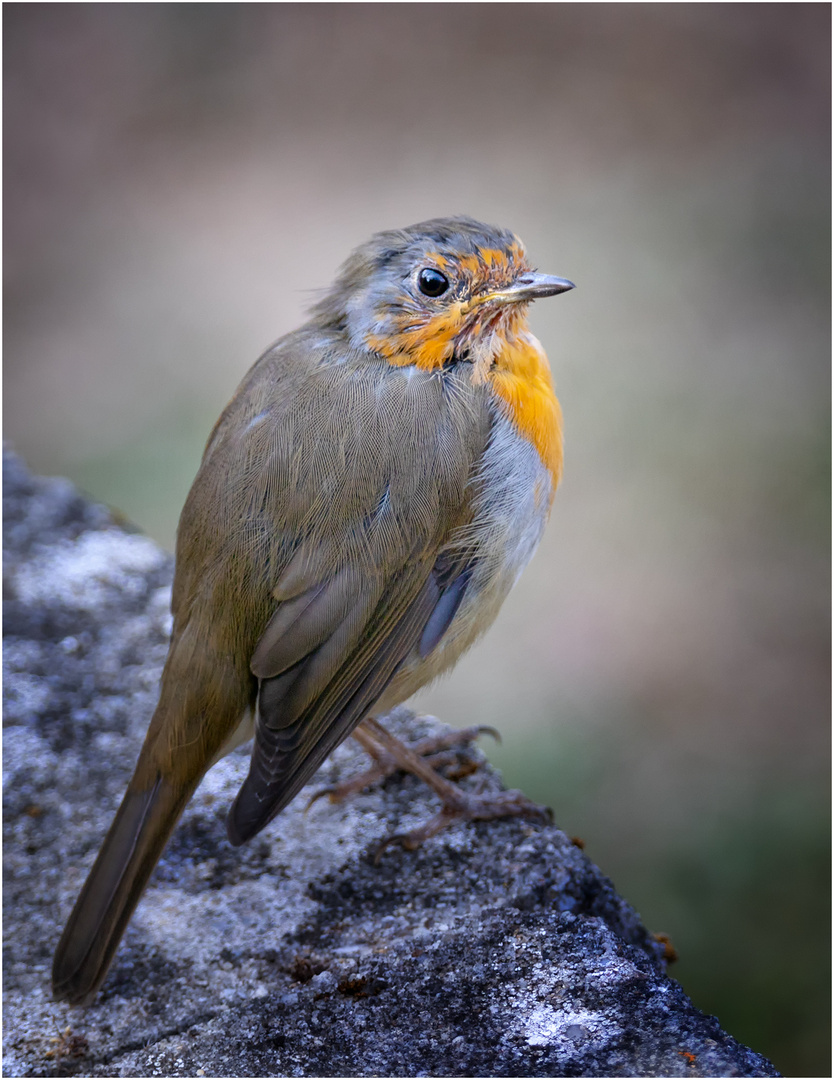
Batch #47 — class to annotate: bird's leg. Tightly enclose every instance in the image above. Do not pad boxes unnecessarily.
[308,714,552,855]
[307,716,496,806]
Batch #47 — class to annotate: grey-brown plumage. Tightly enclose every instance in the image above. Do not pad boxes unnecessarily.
[52,217,573,1004]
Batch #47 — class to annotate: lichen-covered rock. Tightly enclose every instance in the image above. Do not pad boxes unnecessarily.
[2,448,779,1077]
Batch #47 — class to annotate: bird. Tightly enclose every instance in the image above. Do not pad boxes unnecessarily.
[51,215,574,1005]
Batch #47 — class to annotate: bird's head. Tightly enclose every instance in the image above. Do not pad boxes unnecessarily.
[311,217,573,377]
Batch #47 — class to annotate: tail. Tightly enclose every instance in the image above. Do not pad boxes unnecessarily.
[52,774,194,1004]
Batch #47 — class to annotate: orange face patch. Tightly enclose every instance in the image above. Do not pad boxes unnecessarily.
[366,301,468,370]
[365,242,531,371]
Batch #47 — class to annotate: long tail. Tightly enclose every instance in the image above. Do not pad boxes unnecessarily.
[51,774,196,1005]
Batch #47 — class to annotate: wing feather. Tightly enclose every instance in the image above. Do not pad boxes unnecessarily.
[227,556,440,844]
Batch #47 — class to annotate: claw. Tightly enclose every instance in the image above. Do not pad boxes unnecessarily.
[373,834,402,864]
[304,787,335,812]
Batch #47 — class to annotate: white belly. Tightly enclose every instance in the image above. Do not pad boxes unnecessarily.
[379,405,553,707]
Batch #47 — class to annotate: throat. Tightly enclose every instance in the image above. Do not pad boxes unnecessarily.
[364,304,521,376]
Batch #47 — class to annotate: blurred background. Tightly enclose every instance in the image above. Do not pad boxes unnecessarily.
[4,5,829,1074]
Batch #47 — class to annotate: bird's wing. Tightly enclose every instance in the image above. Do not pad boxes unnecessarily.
[180,335,490,846]
[227,545,473,845]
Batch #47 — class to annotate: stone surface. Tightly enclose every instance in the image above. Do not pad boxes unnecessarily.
[2,448,779,1078]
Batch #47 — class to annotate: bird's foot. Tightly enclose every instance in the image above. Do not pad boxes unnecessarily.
[374,785,552,861]
[308,714,551,858]
[307,715,498,807]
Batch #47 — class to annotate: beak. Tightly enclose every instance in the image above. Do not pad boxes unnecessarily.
[482,272,576,306]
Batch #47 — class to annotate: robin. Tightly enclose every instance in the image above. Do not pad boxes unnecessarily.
[52,216,574,1004]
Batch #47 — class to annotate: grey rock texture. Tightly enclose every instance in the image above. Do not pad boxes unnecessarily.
[3,448,778,1078]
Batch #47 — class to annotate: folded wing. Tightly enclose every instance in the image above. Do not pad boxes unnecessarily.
[227,548,473,845]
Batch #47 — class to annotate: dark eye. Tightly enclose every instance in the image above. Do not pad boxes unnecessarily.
[417,267,449,298]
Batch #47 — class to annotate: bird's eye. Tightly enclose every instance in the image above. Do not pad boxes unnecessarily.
[417,267,449,298]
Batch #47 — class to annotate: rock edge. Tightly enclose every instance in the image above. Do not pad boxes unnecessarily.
[2,448,779,1077]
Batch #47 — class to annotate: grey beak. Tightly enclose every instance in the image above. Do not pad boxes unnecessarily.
[487,273,575,305]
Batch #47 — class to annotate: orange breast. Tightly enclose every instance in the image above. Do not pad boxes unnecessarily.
[489,330,563,496]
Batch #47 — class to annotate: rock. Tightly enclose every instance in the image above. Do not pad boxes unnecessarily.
[2,447,779,1077]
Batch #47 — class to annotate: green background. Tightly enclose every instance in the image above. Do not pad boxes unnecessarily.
[5,5,829,1075]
